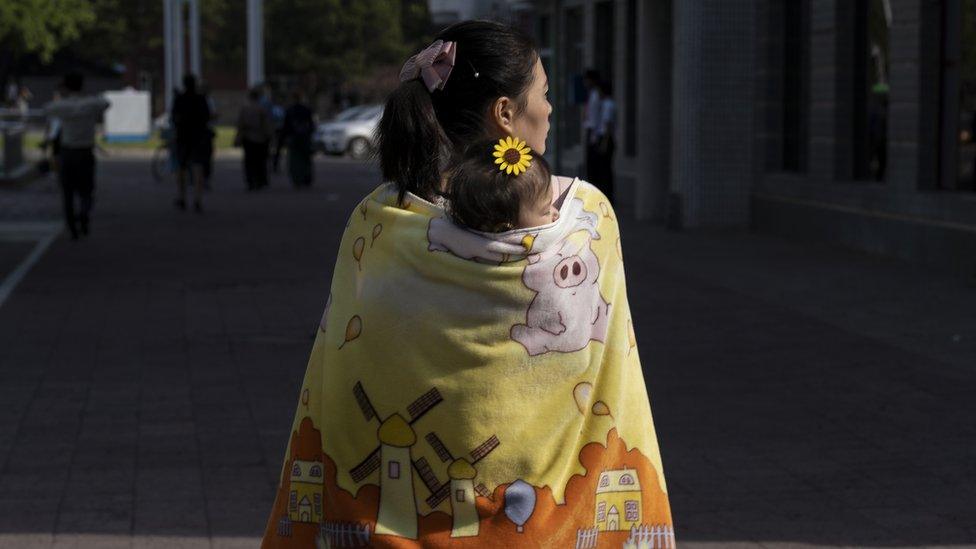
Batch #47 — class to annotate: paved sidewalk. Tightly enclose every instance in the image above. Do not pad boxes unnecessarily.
[0,158,973,548]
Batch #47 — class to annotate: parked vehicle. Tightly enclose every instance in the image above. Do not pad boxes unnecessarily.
[313,105,383,160]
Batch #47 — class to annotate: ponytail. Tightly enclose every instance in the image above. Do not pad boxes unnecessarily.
[378,80,447,206]
[379,21,539,205]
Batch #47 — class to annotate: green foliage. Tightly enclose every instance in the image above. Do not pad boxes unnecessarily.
[0,0,96,62]
[265,0,432,93]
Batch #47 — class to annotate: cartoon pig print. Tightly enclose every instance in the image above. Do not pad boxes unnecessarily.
[511,230,610,356]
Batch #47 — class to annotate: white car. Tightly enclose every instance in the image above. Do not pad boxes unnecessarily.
[313,104,383,159]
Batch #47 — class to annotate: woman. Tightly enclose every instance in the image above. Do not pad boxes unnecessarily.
[262,21,674,548]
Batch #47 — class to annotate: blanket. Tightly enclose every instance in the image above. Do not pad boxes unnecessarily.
[262,177,674,548]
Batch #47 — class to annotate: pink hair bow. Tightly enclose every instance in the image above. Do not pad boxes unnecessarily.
[399,39,457,92]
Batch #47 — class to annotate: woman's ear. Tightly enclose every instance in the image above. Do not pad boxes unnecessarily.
[491,96,516,134]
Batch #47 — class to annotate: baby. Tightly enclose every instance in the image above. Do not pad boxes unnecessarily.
[447,137,560,232]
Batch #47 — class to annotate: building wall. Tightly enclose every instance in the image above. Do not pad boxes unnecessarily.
[535,0,976,274]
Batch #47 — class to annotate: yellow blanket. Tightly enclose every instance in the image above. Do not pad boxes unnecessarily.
[262,178,674,548]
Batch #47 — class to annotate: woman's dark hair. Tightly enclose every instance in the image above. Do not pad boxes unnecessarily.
[447,139,552,233]
[379,20,540,204]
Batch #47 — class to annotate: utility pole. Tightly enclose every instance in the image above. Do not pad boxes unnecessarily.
[247,0,265,88]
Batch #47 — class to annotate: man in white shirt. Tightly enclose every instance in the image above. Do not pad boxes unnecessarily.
[44,73,110,240]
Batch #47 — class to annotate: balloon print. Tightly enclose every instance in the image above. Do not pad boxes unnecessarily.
[353,237,365,270]
[339,315,362,349]
[592,400,612,418]
[573,382,593,415]
[371,224,383,247]
[503,479,536,533]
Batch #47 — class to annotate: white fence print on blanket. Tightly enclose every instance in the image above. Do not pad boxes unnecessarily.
[575,526,599,548]
[319,521,371,547]
[623,524,676,549]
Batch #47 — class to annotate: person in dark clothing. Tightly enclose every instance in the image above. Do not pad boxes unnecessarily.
[590,79,616,202]
[44,73,110,240]
[278,90,315,187]
[236,87,274,190]
[171,74,211,212]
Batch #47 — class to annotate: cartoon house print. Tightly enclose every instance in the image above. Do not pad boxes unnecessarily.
[375,413,419,539]
[416,432,501,538]
[594,468,642,532]
[347,382,445,540]
[288,459,324,524]
[447,459,478,537]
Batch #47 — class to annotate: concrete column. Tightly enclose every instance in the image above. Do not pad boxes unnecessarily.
[247,0,265,87]
[634,0,671,222]
[670,0,757,227]
[189,0,201,77]
[163,0,174,111]
[173,0,185,85]
[886,0,941,191]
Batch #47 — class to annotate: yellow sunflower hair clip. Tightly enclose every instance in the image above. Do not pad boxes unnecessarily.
[493,136,532,175]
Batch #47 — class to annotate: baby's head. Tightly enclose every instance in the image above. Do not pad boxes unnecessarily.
[447,137,559,232]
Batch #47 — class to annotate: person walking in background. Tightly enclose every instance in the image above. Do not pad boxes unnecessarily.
[15,85,32,119]
[278,90,315,188]
[582,69,602,184]
[236,87,274,190]
[43,72,110,240]
[170,74,211,212]
[592,79,617,202]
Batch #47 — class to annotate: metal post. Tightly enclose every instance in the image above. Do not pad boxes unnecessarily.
[189,0,201,77]
[163,0,174,112]
[247,0,264,87]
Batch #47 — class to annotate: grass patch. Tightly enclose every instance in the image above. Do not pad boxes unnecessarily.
[23,126,238,151]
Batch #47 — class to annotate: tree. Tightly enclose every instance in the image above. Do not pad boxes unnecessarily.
[264,0,431,104]
[0,0,97,91]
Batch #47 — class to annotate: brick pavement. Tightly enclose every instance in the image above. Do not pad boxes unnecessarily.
[0,158,973,548]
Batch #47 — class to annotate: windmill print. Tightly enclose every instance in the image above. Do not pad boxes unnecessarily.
[420,431,501,538]
[347,382,444,540]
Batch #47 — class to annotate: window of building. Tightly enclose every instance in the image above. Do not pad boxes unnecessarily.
[292,463,302,477]
[561,7,584,152]
[619,474,635,485]
[456,489,466,502]
[289,490,298,510]
[625,0,638,156]
[782,0,809,172]
[389,461,400,479]
[625,500,639,521]
[596,501,606,521]
[956,0,976,190]
[594,2,615,86]
[853,0,891,181]
[314,493,321,515]
[309,465,322,477]
[599,475,609,487]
